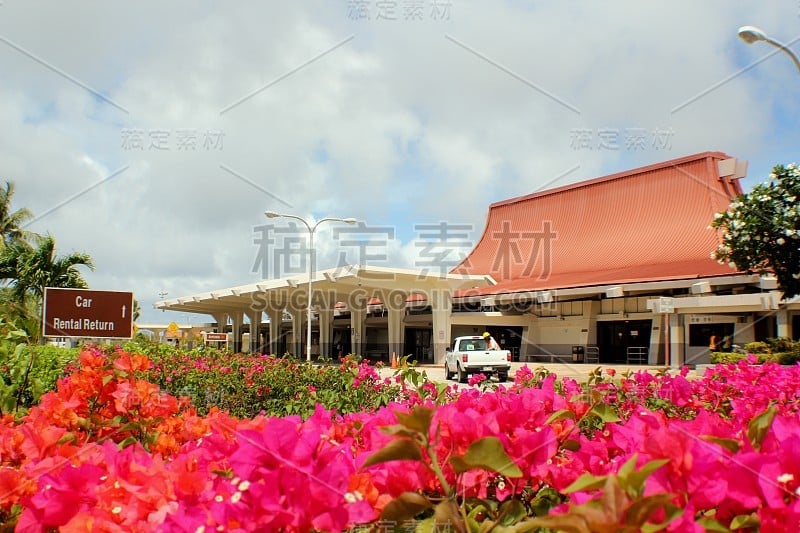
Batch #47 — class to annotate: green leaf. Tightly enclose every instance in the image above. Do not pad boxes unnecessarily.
[380,424,421,439]
[14,343,27,358]
[700,435,741,454]
[117,436,138,450]
[562,439,581,452]
[432,500,460,528]
[498,498,527,525]
[545,408,576,425]
[624,459,670,496]
[616,454,638,482]
[395,406,435,435]
[746,406,777,451]
[412,517,435,533]
[599,474,627,522]
[56,432,77,445]
[590,402,621,424]
[466,501,491,520]
[641,503,684,533]
[449,455,470,474]
[509,514,591,533]
[361,438,422,469]
[730,513,760,530]
[380,491,433,523]
[7,329,28,340]
[460,436,523,478]
[529,486,564,517]
[695,517,731,532]
[624,493,676,528]
[564,472,608,494]
[118,422,143,433]
[102,374,114,386]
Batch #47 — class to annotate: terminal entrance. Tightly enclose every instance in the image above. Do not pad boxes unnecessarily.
[332,328,352,358]
[597,320,651,364]
[405,328,433,363]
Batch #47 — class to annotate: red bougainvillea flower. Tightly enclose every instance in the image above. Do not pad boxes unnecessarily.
[5,347,800,531]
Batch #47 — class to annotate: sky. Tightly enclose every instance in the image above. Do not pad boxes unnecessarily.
[2,1,799,325]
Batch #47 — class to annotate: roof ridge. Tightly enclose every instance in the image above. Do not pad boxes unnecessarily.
[500,256,734,281]
[490,151,730,209]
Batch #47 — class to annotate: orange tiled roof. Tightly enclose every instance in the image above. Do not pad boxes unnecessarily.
[451,152,742,295]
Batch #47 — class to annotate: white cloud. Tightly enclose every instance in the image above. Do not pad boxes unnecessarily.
[1,0,797,323]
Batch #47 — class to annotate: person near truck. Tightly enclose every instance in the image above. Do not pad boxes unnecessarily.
[483,332,500,350]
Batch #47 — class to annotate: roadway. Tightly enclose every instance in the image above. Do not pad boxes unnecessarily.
[378,361,699,385]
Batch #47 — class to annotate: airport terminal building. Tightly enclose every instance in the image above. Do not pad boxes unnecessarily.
[155,152,798,366]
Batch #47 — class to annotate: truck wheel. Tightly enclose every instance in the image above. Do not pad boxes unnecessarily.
[497,372,508,382]
[457,364,467,384]
[445,362,454,380]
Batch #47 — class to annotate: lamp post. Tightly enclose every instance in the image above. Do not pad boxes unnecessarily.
[264,211,357,361]
[738,25,800,72]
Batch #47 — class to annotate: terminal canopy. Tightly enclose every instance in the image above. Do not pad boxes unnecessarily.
[154,264,495,315]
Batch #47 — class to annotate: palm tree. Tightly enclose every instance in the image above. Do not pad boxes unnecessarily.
[0,181,34,249]
[6,235,94,305]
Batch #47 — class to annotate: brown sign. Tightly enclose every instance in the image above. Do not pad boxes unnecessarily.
[206,333,228,342]
[43,288,134,339]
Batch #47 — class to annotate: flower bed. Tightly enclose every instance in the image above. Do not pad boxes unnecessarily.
[1,348,799,531]
[136,346,403,419]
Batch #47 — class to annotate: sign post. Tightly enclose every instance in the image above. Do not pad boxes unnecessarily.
[43,288,134,339]
[204,332,229,350]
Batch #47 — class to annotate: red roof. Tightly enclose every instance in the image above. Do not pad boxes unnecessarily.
[452,152,743,295]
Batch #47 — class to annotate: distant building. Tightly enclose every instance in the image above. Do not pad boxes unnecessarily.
[157,152,797,366]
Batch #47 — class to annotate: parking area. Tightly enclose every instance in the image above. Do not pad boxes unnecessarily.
[379,361,699,384]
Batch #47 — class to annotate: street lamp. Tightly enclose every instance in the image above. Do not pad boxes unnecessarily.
[264,211,358,361]
[738,25,800,72]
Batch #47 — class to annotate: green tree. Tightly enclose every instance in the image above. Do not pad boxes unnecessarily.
[0,181,34,249]
[712,164,800,298]
[0,287,40,340]
[4,235,94,306]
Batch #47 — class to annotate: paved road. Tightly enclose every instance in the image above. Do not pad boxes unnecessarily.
[378,361,697,385]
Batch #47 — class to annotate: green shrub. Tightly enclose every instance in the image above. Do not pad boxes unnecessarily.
[776,352,800,365]
[769,337,796,353]
[0,343,79,414]
[710,351,778,365]
[743,341,771,354]
[710,351,747,364]
[756,352,779,364]
[139,349,402,419]
[776,341,800,366]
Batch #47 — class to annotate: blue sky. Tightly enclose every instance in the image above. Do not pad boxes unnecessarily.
[1,1,798,324]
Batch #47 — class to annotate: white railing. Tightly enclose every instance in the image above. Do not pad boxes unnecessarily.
[585,346,600,364]
[626,346,648,364]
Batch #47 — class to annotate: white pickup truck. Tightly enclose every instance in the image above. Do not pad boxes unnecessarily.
[444,336,512,383]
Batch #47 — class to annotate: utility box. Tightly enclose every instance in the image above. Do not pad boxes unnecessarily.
[572,345,584,362]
